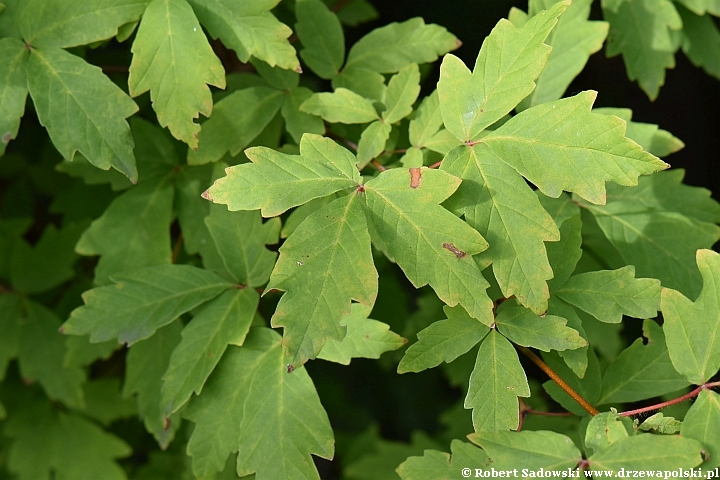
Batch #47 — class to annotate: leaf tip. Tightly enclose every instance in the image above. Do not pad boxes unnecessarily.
[201,188,212,201]
[294,65,303,74]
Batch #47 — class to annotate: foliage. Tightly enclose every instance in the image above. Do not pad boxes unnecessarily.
[1,0,720,478]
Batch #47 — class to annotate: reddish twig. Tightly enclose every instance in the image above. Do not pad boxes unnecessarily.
[517,345,599,416]
[619,381,720,417]
[371,159,386,171]
[428,160,442,169]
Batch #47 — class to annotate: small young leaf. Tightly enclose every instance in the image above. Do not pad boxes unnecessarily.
[75,177,174,285]
[62,264,233,345]
[161,288,258,414]
[185,327,334,480]
[681,389,720,469]
[201,207,280,286]
[187,86,284,165]
[27,47,138,181]
[555,266,661,324]
[599,320,689,404]
[268,193,377,368]
[318,303,406,365]
[344,17,459,73]
[300,88,379,124]
[383,63,420,124]
[495,306,587,352]
[465,330,530,432]
[482,92,669,204]
[438,1,568,141]
[662,249,720,384]
[441,144,559,314]
[129,0,225,148]
[398,305,490,374]
[588,433,703,472]
[365,168,494,324]
[123,320,183,448]
[357,120,391,168]
[295,0,344,79]
[468,430,582,470]
[638,413,682,434]
[0,38,28,156]
[205,134,361,217]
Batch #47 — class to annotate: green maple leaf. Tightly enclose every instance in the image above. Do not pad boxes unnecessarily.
[518,0,608,109]
[441,144,559,314]
[588,433,703,472]
[662,249,720,384]
[317,304,406,365]
[396,440,490,480]
[398,305,489,374]
[678,6,720,80]
[0,38,28,156]
[295,0,344,79]
[594,108,685,158]
[437,1,568,142]
[364,167,494,325]
[603,0,682,99]
[4,400,131,480]
[681,389,720,469]
[27,47,139,181]
[205,134,362,217]
[188,86,285,165]
[269,193,377,368]
[188,0,299,72]
[61,264,233,345]
[161,288,258,415]
[479,92,669,204]
[201,206,280,286]
[383,63,421,124]
[129,0,225,148]
[599,320,689,404]
[123,320,183,448]
[495,305,587,352]
[185,327,334,480]
[555,266,662,323]
[19,0,148,49]
[468,430,582,470]
[75,177,174,285]
[300,87,379,124]
[465,330,530,432]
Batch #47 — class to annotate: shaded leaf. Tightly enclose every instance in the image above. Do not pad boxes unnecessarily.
[589,433,703,472]
[468,430,582,470]
[383,63,420,124]
[0,38,28,156]
[357,120,391,168]
[681,389,720,469]
[129,0,225,147]
[185,327,334,479]
[318,303,405,365]
[282,86,326,144]
[295,0,344,79]
[396,440,490,480]
[300,88,379,124]
[62,264,232,345]
[409,90,443,148]
[679,6,720,79]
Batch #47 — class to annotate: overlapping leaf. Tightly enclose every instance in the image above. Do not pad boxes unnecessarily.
[318,304,406,365]
[594,108,685,158]
[681,389,720,469]
[495,305,586,352]
[662,249,720,384]
[161,288,258,414]
[27,47,139,180]
[188,0,299,71]
[268,193,377,368]
[0,38,28,156]
[555,266,661,323]
[588,434,703,472]
[442,144,559,314]
[396,440,490,480]
[295,0,344,79]
[383,63,420,124]
[398,305,489,374]
[437,1,567,142]
[300,88,379,124]
[465,330,530,432]
[61,264,232,345]
[469,430,582,470]
[129,0,225,147]
[364,168,494,324]
[205,134,361,217]
[599,320,689,404]
[185,327,334,480]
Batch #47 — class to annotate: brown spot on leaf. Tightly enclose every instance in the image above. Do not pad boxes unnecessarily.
[163,417,172,430]
[442,242,466,258]
[201,189,212,200]
[2,132,12,144]
[409,168,422,188]
[286,364,295,374]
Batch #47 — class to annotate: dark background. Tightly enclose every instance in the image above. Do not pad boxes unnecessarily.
[361,0,720,198]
